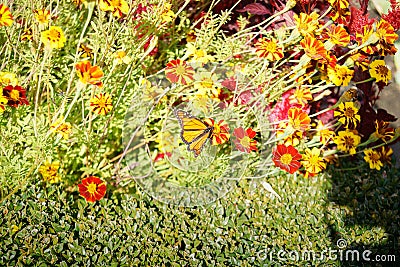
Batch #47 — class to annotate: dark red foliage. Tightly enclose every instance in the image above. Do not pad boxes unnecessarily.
[346,7,376,35]
[382,0,400,31]
[237,3,271,15]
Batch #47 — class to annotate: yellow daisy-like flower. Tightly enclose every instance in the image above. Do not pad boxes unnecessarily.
[255,37,284,61]
[41,26,66,49]
[0,72,19,87]
[293,12,320,36]
[90,92,113,115]
[50,117,72,140]
[334,102,360,129]
[193,72,221,99]
[327,64,354,86]
[301,147,326,176]
[34,9,51,25]
[185,43,215,64]
[334,130,361,155]
[0,4,13,27]
[38,161,61,183]
[99,0,129,18]
[113,50,131,65]
[363,149,383,170]
[369,60,391,84]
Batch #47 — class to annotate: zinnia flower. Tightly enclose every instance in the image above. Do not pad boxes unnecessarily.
[41,26,66,49]
[272,144,302,174]
[78,176,107,202]
[75,61,104,87]
[2,85,29,107]
[233,127,257,153]
[90,92,113,115]
[0,4,13,27]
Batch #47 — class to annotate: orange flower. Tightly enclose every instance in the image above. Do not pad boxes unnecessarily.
[203,119,230,145]
[255,38,284,61]
[233,127,257,153]
[294,12,320,36]
[75,61,104,87]
[327,64,353,86]
[0,4,13,27]
[287,107,310,132]
[78,176,107,203]
[165,59,194,85]
[289,86,313,106]
[376,19,398,55]
[356,25,376,55]
[300,35,327,60]
[90,92,113,116]
[273,144,302,174]
[327,24,350,46]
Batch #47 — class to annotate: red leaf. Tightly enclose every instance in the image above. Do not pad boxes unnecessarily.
[237,3,270,15]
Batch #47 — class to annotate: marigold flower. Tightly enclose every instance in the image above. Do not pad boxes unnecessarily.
[334,130,361,155]
[21,28,33,41]
[50,117,72,140]
[369,60,391,84]
[289,86,313,106]
[0,72,18,87]
[255,38,284,61]
[159,2,175,23]
[233,127,257,153]
[99,0,129,18]
[372,120,395,143]
[334,102,360,129]
[41,26,66,49]
[378,146,393,166]
[193,72,221,99]
[294,12,320,36]
[78,43,94,59]
[203,119,230,145]
[300,35,327,60]
[363,149,383,170]
[315,120,335,144]
[356,25,376,55]
[327,64,353,86]
[327,24,350,46]
[165,59,194,85]
[38,161,61,183]
[301,147,326,176]
[78,176,106,203]
[2,85,29,107]
[273,144,302,174]
[0,88,8,113]
[90,92,113,116]
[288,107,311,132]
[376,19,398,47]
[0,4,13,27]
[328,0,349,9]
[34,9,51,25]
[276,122,303,147]
[75,61,104,87]
[185,43,215,64]
[113,50,131,65]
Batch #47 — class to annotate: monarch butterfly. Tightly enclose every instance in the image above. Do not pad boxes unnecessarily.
[174,109,214,157]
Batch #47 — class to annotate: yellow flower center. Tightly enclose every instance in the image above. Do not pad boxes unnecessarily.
[87,182,97,194]
[309,155,320,165]
[49,29,61,40]
[264,41,277,52]
[280,153,293,165]
[240,136,251,147]
[97,97,107,107]
[9,89,20,100]
[175,65,186,75]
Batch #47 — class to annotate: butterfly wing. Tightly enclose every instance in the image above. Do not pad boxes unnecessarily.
[174,109,213,157]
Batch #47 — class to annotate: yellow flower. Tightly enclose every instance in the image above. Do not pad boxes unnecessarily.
[0,4,13,27]
[41,26,66,49]
[38,161,61,183]
[34,9,51,25]
[289,86,313,106]
[294,12,320,36]
[0,88,8,113]
[99,0,129,18]
[301,147,326,175]
[379,146,393,166]
[185,43,214,64]
[315,120,335,144]
[193,72,221,99]
[369,60,391,84]
[50,117,72,139]
[363,149,383,170]
[334,130,361,155]
[90,92,113,115]
[255,37,284,61]
[113,50,131,65]
[160,3,175,23]
[334,102,360,129]
[327,64,353,86]
[0,72,18,87]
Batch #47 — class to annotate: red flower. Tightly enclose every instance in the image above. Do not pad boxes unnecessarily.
[78,176,106,203]
[165,59,194,85]
[2,85,29,107]
[272,144,302,174]
[233,127,257,153]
